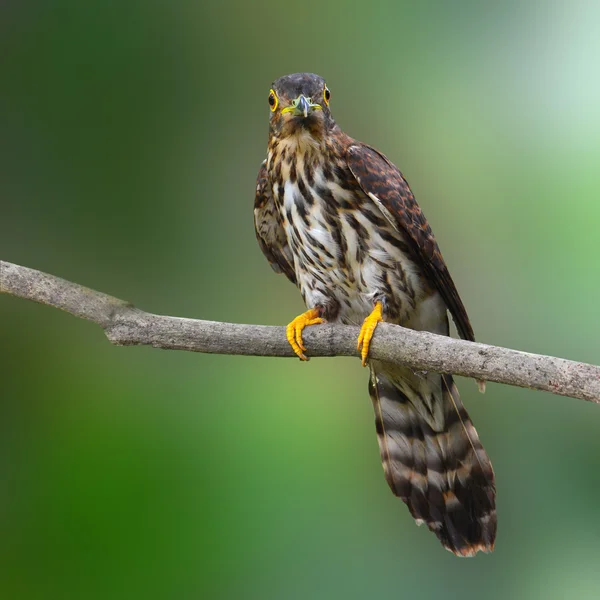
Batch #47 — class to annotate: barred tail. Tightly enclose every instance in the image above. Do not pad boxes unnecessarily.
[369,362,496,556]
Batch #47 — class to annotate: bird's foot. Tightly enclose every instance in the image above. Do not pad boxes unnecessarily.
[357,302,383,367]
[286,308,325,361]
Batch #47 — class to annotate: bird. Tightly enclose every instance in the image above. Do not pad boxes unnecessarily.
[254,72,496,556]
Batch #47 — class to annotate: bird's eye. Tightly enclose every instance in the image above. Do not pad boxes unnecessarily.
[268,89,278,112]
[323,86,331,106]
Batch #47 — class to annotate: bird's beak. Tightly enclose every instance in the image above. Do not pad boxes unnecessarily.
[281,94,322,118]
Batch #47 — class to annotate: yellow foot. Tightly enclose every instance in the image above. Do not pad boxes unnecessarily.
[286,308,325,361]
[357,302,384,367]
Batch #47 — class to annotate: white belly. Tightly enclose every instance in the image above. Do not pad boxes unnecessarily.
[283,192,430,326]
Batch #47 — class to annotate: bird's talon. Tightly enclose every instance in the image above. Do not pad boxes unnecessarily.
[357,302,384,367]
[357,329,365,351]
[286,308,324,360]
[296,326,306,352]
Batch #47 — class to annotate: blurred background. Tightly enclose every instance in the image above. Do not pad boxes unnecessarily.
[2,1,600,598]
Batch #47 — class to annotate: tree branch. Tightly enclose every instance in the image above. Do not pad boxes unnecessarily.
[1,259,599,403]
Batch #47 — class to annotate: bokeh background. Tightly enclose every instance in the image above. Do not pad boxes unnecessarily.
[2,1,600,598]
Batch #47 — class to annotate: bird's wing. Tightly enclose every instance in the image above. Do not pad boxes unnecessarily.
[254,160,297,285]
[346,143,475,341]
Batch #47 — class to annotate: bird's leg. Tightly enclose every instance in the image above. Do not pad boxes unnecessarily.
[286,307,326,361]
[357,301,384,367]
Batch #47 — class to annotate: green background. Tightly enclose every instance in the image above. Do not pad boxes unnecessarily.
[2,1,600,598]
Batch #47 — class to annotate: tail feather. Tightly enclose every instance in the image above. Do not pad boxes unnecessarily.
[369,362,496,557]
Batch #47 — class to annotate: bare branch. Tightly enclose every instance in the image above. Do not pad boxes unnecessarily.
[1,259,599,404]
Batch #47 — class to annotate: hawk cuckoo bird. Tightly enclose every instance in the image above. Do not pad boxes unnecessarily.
[254,72,496,556]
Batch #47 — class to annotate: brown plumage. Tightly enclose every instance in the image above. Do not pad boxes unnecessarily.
[254,73,496,556]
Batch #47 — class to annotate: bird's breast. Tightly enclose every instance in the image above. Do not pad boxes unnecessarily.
[270,156,429,325]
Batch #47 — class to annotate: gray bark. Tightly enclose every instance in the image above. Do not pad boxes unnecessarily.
[2,260,599,403]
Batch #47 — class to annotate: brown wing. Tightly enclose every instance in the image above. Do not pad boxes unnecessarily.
[347,143,475,342]
[254,160,296,284]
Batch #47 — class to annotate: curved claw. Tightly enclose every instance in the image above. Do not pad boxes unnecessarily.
[286,308,325,360]
[357,302,384,366]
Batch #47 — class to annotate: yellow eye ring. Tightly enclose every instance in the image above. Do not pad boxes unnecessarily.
[323,86,331,106]
[268,89,278,112]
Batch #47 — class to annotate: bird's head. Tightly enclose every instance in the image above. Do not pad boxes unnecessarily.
[267,73,335,140]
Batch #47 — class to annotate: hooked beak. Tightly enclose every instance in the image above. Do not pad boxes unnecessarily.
[281,94,322,118]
